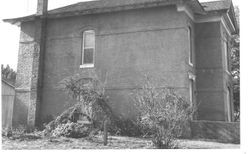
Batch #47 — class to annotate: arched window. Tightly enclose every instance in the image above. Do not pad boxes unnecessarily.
[81,30,95,68]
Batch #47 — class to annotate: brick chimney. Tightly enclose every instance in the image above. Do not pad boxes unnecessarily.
[27,0,48,128]
[13,0,49,129]
[37,0,48,15]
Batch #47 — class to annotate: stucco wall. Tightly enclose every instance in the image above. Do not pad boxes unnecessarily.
[195,22,230,121]
[220,23,234,121]
[40,6,192,120]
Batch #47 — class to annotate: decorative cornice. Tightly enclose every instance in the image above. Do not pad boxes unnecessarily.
[177,4,195,21]
[226,13,236,32]
[221,16,231,36]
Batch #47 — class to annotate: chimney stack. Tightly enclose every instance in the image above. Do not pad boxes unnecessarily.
[37,0,48,15]
[13,0,48,129]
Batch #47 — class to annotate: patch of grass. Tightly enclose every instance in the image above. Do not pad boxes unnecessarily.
[2,135,240,150]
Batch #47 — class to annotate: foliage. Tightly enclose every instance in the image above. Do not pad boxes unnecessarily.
[56,73,143,137]
[231,34,240,121]
[132,76,194,148]
[43,73,121,137]
[2,125,42,140]
[231,6,240,121]
[51,122,93,138]
[1,64,16,85]
[43,105,82,134]
[58,74,108,123]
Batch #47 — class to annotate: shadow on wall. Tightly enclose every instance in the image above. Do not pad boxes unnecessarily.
[191,120,240,144]
[12,96,29,128]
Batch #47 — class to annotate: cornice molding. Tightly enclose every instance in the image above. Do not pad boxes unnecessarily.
[177,4,195,21]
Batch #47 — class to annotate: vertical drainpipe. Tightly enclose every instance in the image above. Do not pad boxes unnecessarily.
[27,0,48,128]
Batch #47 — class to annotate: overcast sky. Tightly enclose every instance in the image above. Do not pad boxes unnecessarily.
[0,0,239,70]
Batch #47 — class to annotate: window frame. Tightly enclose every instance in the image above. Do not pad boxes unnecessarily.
[80,30,95,68]
[189,79,194,104]
[224,39,230,73]
[226,87,232,122]
[189,77,195,120]
[188,26,193,66]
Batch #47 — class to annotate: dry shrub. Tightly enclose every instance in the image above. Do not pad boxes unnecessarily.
[57,73,145,137]
[42,73,109,137]
[59,73,109,124]
[2,125,42,140]
[51,122,93,138]
[133,76,195,148]
[46,73,141,137]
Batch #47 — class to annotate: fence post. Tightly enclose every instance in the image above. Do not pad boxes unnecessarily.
[103,119,108,146]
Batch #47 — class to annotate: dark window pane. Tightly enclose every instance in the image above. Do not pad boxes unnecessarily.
[84,48,94,64]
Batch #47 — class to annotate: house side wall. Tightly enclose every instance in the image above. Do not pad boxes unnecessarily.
[195,21,230,121]
[41,6,192,120]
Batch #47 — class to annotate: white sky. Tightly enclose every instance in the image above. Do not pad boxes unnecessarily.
[0,0,239,70]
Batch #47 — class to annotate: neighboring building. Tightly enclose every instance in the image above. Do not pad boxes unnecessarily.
[2,79,15,129]
[3,0,238,128]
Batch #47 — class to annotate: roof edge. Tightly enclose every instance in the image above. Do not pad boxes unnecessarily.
[3,15,36,25]
[3,0,204,25]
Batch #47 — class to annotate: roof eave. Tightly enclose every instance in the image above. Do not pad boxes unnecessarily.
[3,15,36,26]
[186,0,206,15]
[4,0,205,25]
[229,4,239,35]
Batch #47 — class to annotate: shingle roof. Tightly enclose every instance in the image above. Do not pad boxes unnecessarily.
[49,0,179,14]
[200,0,238,34]
[3,0,205,25]
[48,0,204,15]
[201,0,231,12]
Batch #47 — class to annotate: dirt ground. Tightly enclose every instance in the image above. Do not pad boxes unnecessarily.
[2,135,240,150]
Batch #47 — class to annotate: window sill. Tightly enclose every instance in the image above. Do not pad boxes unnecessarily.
[80,64,94,69]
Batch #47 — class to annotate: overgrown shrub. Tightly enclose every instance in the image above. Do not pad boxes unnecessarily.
[59,73,109,124]
[51,122,93,138]
[132,76,195,148]
[56,73,145,137]
[44,73,132,137]
[43,105,83,135]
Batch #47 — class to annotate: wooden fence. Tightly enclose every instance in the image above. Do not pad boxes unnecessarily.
[2,95,14,129]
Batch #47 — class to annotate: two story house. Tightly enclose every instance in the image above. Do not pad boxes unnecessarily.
[4,0,238,129]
